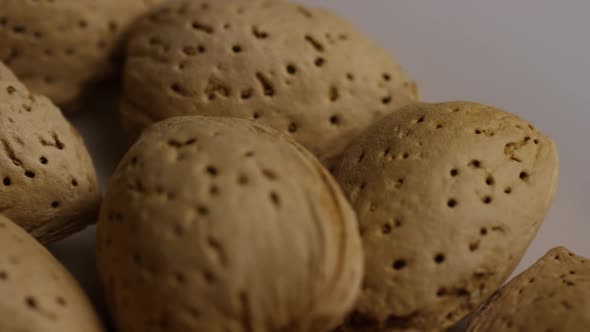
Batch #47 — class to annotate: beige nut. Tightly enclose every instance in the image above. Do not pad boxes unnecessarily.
[334,102,559,331]
[97,116,363,332]
[468,247,590,332]
[0,214,103,331]
[0,62,101,243]
[121,0,418,162]
[0,0,164,106]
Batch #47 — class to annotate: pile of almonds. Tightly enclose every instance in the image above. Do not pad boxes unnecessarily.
[0,1,581,332]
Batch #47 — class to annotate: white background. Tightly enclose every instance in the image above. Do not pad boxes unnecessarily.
[49,1,590,330]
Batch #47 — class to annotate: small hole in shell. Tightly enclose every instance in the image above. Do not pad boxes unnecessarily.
[469,160,482,168]
[269,191,281,207]
[25,296,37,309]
[434,253,446,264]
[330,115,341,125]
[393,259,407,270]
[238,174,249,185]
[241,89,253,100]
[209,185,219,196]
[286,64,297,75]
[56,296,67,307]
[197,206,209,216]
[206,166,219,176]
[382,224,391,234]
[262,169,277,180]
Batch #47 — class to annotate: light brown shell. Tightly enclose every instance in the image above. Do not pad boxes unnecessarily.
[0,62,101,243]
[468,247,590,332]
[0,214,103,331]
[0,0,164,106]
[97,116,363,332]
[121,0,418,162]
[334,102,559,331]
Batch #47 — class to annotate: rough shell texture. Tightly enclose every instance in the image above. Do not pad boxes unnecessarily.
[0,0,164,106]
[334,102,559,331]
[468,247,590,332]
[97,116,363,332]
[122,0,418,162]
[0,62,101,243]
[0,214,103,331]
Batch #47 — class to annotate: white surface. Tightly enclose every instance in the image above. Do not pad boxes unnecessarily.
[49,1,590,330]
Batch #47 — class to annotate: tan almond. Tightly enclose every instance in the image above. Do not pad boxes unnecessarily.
[0,0,164,106]
[97,116,363,332]
[0,214,103,331]
[0,62,101,243]
[121,0,418,162]
[468,247,590,332]
[334,102,559,331]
